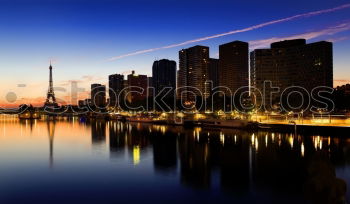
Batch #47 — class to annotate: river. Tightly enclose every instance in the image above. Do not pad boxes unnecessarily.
[0,118,348,203]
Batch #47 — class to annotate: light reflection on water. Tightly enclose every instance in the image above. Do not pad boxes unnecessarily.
[0,118,349,203]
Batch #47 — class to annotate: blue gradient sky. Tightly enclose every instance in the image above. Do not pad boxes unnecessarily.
[0,0,350,106]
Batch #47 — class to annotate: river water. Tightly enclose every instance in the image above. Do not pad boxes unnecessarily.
[0,118,349,203]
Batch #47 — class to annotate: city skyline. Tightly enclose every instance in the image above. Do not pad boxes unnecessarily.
[0,37,339,108]
[1,0,350,107]
[1,2,350,203]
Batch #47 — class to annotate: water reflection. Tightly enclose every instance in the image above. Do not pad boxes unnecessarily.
[0,119,349,203]
[109,122,127,159]
[107,121,150,165]
[179,128,211,188]
[103,121,348,202]
[91,121,106,144]
[151,130,177,173]
[47,121,55,168]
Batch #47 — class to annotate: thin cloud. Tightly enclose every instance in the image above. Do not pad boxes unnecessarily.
[325,36,350,43]
[249,21,350,49]
[335,79,350,83]
[108,3,350,61]
[59,75,104,86]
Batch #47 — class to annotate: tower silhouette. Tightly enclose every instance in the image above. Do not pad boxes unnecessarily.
[45,62,57,107]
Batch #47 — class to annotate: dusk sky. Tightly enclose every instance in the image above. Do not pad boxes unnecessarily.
[1,0,350,106]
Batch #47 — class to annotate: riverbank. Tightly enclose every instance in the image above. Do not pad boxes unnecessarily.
[258,122,350,135]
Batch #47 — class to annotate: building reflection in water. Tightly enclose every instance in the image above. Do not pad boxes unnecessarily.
[18,120,56,168]
[108,121,150,165]
[91,121,106,144]
[179,128,211,189]
[219,131,251,195]
[151,126,177,174]
[100,121,348,202]
[47,121,55,169]
[109,121,127,160]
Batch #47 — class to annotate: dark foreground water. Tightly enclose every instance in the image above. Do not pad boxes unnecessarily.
[0,119,349,203]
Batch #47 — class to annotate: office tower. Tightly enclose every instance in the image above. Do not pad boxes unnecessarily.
[177,45,210,100]
[148,77,153,97]
[152,59,176,98]
[219,41,249,95]
[127,70,148,103]
[109,74,124,106]
[91,83,106,107]
[208,58,219,88]
[250,39,333,109]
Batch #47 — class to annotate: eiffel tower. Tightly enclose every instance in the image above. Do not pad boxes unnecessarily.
[44,62,57,107]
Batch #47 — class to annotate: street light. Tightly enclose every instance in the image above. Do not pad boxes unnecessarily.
[319,110,322,120]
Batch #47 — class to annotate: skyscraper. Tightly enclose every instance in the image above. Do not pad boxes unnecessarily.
[250,39,333,109]
[152,59,176,98]
[108,74,124,106]
[219,41,249,95]
[208,58,219,89]
[177,45,210,100]
[127,70,148,103]
[148,77,153,98]
[91,83,106,107]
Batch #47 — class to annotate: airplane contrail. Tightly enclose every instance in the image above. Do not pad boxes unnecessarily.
[108,3,350,61]
[249,21,350,49]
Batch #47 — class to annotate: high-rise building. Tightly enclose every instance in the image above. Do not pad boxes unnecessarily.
[91,83,106,107]
[108,74,124,106]
[152,59,176,98]
[127,70,148,103]
[208,58,219,89]
[177,45,210,100]
[250,39,333,109]
[219,41,249,95]
[148,77,153,98]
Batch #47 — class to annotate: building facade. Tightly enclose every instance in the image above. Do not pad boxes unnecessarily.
[91,83,106,107]
[177,45,210,100]
[219,41,249,95]
[127,70,148,103]
[208,58,219,89]
[152,59,176,98]
[250,39,333,109]
[148,77,153,98]
[108,74,124,107]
